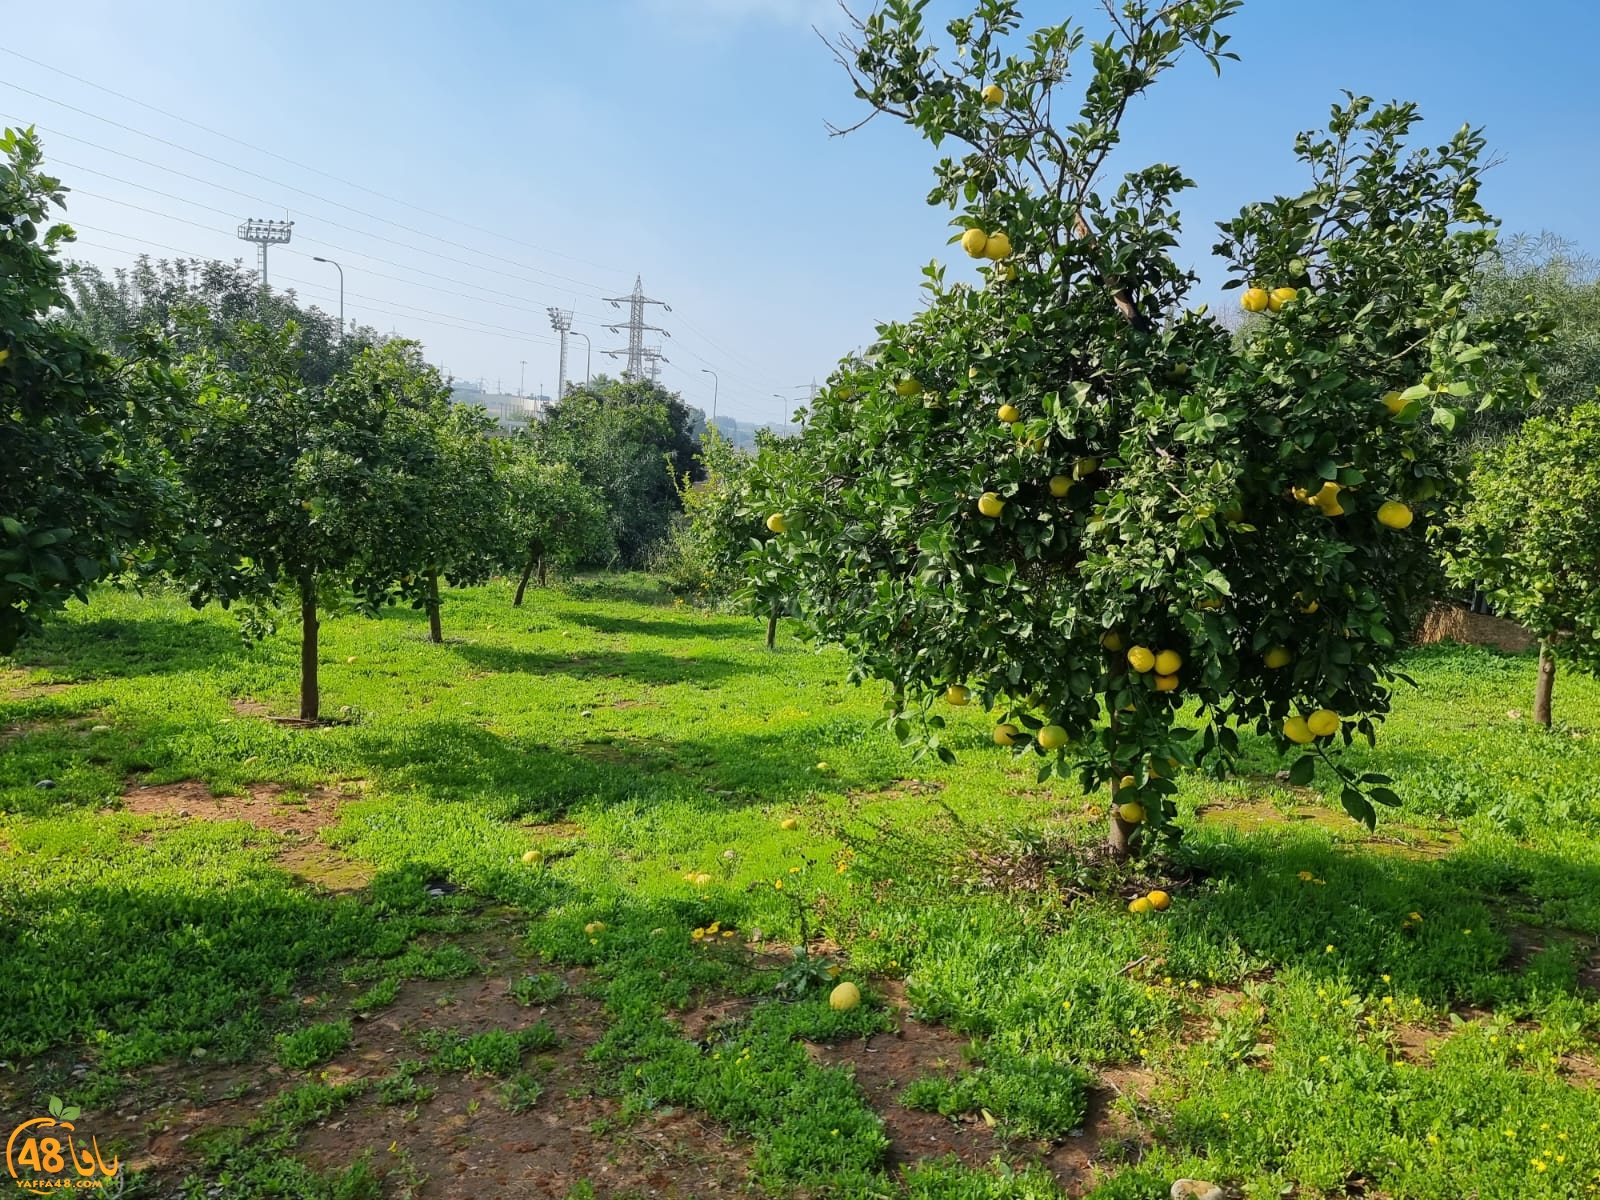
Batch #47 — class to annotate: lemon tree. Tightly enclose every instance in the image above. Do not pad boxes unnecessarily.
[753,0,1541,855]
[1,129,176,653]
[1447,402,1600,726]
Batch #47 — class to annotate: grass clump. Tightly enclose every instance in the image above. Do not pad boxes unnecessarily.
[274,1019,352,1070]
[902,1049,1093,1141]
[418,1024,555,1076]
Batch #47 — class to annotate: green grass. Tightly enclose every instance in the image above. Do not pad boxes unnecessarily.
[274,1019,352,1070]
[4,577,1600,1197]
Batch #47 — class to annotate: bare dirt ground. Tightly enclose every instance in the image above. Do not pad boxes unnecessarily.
[82,937,1155,1199]
[112,778,375,890]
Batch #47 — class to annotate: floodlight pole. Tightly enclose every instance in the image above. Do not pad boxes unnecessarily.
[237,218,294,288]
[547,307,573,397]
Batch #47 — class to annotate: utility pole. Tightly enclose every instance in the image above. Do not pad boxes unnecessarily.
[603,276,670,380]
[520,360,527,397]
[237,218,293,288]
[639,346,668,382]
[547,307,572,397]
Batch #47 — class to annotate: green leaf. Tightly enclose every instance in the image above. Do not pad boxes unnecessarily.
[1288,755,1316,786]
[1340,787,1376,830]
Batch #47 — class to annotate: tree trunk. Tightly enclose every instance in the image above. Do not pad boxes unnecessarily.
[1108,778,1133,860]
[766,603,778,649]
[426,571,443,644]
[513,558,534,607]
[299,575,319,723]
[1534,640,1556,727]
[538,556,548,588]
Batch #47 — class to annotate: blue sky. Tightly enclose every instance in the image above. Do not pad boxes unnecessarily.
[6,0,1595,427]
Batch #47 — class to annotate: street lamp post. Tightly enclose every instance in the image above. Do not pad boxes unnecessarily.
[700,368,719,425]
[771,393,789,434]
[311,256,343,340]
[520,360,527,397]
[570,331,592,386]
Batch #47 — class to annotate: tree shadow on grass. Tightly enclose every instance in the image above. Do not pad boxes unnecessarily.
[1170,828,1600,1005]
[343,711,904,827]
[450,641,752,687]
[567,610,760,643]
[8,614,245,681]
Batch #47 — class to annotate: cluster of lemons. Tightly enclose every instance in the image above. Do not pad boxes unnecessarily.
[1284,709,1342,744]
[1127,889,1171,915]
[1117,636,1184,694]
[1240,285,1300,314]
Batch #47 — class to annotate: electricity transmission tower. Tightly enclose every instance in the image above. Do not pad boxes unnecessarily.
[603,276,671,380]
[236,218,294,287]
[547,307,572,398]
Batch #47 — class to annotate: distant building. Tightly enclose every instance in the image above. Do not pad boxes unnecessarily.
[451,387,547,434]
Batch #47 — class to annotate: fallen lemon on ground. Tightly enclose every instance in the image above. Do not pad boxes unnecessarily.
[522,849,543,865]
[584,921,606,935]
[1128,897,1154,914]
[1283,715,1315,745]
[1037,724,1069,751]
[1241,287,1270,313]
[946,684,971,706]
[830,981,862,1011]
[1378,500,1414,529]
[1147,890,1171,911]
[978,492,1005,518]
[694,873,713,887]
[780,817,799,830]
[1127,646,1156,674]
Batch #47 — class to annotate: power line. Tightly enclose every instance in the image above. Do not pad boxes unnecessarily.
[0,45,626,277]
[69,231,559,348]
[56,177,602,324]
[0,76,767,405]
[0,79,611,296]
[5,115,611,310]
[5,103,769,412]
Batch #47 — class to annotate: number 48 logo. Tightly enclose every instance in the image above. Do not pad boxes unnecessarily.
[6,1095,120,1188]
